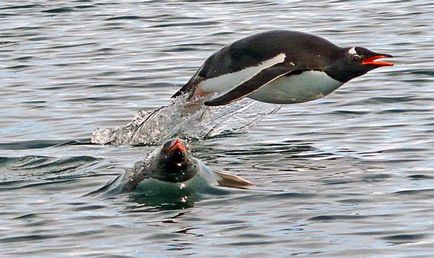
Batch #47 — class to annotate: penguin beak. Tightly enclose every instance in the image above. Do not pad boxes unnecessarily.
[362,53,394,67]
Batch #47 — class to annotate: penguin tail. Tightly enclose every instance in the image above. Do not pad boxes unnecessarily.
[171,85,187,98]
[171,77,196,98]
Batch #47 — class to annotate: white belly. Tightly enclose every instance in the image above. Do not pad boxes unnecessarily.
[198,54,286,95]
[248,71,343,104]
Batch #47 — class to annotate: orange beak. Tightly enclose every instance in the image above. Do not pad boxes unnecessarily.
[362,55,394,67]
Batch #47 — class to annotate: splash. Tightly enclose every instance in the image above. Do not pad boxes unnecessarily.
[91,96,280,145]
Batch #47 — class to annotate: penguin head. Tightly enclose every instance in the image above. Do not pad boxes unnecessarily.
[327,46,393,82]
[152,138,197,183]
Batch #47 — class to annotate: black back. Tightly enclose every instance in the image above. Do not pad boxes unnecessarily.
[202,30,343,78]
[173,30,346,97]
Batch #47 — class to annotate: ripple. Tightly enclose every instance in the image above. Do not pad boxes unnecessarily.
[0,155,102,190]
[13,213,38,220]
[225,240,279,246]
[71,204,107,211]
[0,178,77,190]
[41,7,74,13]
[48,42,98,49]
[211,219,246,225]
[0,139,90,150]
[308,215,368,221]
[222,143,312,156]
[381,233,428,244]
[407,174,434,180]
[0,234,58,243]
[150,21,220,28]
[0,4,41,10]
[393,189,434,197]
[410,70,434,76]
[360,173,392,182]
[349,96,417,105]
[1,0,434,256]
[105,16,143,21]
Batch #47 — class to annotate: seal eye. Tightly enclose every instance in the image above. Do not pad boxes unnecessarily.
[352,55,361,62]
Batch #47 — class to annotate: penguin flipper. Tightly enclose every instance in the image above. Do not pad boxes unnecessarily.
[204,63,292,106]
[214,171,253,189]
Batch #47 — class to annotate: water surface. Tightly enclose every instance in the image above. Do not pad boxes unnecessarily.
[1,0,434,257]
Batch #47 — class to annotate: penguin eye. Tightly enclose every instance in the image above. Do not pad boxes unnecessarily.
[351,55,361,62]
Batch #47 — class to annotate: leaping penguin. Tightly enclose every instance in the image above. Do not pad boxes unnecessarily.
[172,30,393,106]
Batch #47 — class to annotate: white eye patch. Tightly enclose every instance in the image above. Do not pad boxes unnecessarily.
[348,47,357,55]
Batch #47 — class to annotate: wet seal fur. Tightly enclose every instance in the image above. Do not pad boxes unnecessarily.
[91,139,252,195]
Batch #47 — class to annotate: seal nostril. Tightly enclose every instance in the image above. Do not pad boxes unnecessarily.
[172,150,185,161]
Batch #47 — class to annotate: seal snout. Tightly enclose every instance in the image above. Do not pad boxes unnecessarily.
[169,139,188,154]
[157,139,195,183]
[164,138,189,164]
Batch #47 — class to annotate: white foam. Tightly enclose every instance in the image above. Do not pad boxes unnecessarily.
[91,95,281,145]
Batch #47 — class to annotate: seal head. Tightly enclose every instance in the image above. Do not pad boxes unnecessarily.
[149,139,197,183]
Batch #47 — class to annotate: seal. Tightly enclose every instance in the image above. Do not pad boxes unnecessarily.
[97,138,253,194]
[172,30,393,106]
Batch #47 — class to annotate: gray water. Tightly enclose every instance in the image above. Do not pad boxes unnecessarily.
[1,0,434,257]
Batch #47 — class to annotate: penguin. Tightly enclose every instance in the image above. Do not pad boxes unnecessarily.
[172,30,393,106]
[96,138,253,194]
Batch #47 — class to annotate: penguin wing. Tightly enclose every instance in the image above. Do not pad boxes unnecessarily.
[214,170,253,189]
[204,62,293,106]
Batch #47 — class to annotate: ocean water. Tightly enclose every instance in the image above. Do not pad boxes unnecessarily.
[1,0,434,257]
